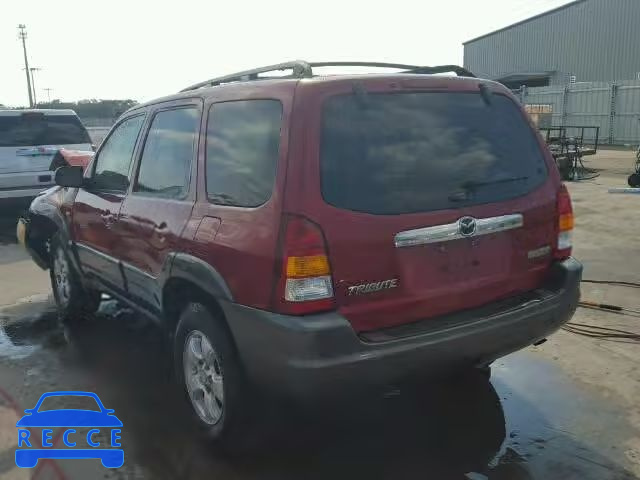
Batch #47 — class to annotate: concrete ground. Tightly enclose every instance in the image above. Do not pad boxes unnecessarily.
[0,149,639,479]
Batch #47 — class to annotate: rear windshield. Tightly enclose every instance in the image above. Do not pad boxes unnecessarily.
[321,92,547,215]
[0,113,91,147]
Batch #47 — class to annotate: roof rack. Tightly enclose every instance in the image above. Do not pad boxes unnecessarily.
[180,61,475,92]
[406,65,475,77]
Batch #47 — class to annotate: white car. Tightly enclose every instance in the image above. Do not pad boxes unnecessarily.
[0,109,93,201]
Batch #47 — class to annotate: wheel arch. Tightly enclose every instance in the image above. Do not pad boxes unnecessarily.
[25,190,77,269]
[161,253,235,343]
[25,213,59,268]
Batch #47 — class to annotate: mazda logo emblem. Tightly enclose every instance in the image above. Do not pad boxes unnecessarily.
[458,217,477,237]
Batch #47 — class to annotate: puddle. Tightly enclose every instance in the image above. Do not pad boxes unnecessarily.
[0,328,38,360]
[489,356,637,479]
[0,299,637,479]
[0,297,126,361]
[0,296,56,360]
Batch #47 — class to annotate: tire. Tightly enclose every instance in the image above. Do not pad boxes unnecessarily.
[451,364,492,382]
[174,302,251,448]
[557,157,573,181]
[49,234,101,322]
[628,173,640,188]
[476,364,492,380]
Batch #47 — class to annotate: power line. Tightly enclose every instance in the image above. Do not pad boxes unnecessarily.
[17,24,34,108]
[30,68,42,105]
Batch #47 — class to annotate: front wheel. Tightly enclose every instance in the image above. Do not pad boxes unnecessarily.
[49,235,101,322]
[629,173,640,188]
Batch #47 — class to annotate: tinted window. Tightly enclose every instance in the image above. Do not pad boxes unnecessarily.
[321,92,547,215]
[92,115,144,192]
[206,100,282,207]
[135,108,199,198]
[0,113,91,147]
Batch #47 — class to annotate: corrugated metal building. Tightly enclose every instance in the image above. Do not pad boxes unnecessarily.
[463,0,640,89]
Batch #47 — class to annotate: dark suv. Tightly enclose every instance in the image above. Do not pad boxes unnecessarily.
[20,61,581,444]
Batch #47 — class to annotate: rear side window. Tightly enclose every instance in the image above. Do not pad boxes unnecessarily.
[321,92,547,215]
[0,113,91,147]
[92,115,145,192]
[206,100,282,207]
[135,107,199,198]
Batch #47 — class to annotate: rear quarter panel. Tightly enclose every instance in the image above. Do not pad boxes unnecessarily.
[184,81,298,309]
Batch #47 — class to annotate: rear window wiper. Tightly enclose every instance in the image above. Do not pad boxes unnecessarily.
[461,176,529,190]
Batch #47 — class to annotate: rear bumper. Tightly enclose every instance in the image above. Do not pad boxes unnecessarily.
[224,258,582,399]
[0,170,55,199]
[0,186,52,200]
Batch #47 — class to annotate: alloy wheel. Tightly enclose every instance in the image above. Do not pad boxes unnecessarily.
[183,330,225,425]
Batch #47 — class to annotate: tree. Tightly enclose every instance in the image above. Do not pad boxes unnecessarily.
[35,99,139,120]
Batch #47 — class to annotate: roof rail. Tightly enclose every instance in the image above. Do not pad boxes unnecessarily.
[180,61,474,92]
[180,60,313,92]
[309,61,422,70]
[309,62,475,78]
[406,64,475,78]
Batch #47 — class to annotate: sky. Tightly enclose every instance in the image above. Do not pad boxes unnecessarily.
[1,0,574,106]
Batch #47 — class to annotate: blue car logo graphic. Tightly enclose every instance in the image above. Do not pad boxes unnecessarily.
[15,391,123,468]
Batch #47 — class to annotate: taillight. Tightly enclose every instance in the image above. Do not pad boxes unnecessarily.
[276,216,335,315]
[555,184,574,260]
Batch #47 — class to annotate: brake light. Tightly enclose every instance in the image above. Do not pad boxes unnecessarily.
[555,184,574,260]
[276,216,335,315]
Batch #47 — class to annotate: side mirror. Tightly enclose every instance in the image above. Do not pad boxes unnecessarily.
[55,166,85,188]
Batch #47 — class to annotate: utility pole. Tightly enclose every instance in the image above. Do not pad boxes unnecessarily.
[30,67,41,105]
[44,88,53,103]
[18,24,34,108]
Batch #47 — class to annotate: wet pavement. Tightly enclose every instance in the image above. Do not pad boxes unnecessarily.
[0,296,637,480]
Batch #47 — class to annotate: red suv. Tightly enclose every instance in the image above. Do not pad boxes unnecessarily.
[20,61,581,444]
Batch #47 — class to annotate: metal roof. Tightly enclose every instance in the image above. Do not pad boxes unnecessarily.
[463,0,586,44]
